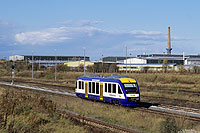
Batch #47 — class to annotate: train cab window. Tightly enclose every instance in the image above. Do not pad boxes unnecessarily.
[89,82,92,93]
[108,83,111,93]
[105,83,107,92]
[123,83,138,94]
[78,81,81,89]
[82,81,84,90]
[118,85,122,94]
[92,82,95,93]
[96,83,99,94]
[112,84,116,93]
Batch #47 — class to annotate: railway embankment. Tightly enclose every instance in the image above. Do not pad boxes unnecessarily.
[0,82,200,132]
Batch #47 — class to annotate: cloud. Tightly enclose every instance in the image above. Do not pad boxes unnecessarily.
[15,27,71,45]
[15,26,174,45]
[77,20,104,26]
[57,20,104,27]
[57,20,73,26]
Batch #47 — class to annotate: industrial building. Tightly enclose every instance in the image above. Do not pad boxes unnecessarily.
[118,63,176,72]
[129,54,184,65]
[9,55,90,66]
[64,61,94,70]
[101,56,131,63]
[118,27,200,72]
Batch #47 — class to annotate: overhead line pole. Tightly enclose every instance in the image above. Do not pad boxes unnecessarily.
[126,46,127,74]
[55,49,57,81]
[32,51,34,80]
[84,48,86,74]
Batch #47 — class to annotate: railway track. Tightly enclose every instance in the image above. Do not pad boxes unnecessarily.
[142,95,200,109]
[140,85,200,95]
[0,81,200,123]
[1,78,200,106]
[56,108,141,133]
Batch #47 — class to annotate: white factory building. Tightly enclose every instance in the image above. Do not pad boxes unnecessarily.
[9,55,90,66]
[118,54,200,72]
[123,54,200,65]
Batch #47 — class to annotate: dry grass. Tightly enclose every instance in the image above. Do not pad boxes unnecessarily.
[1,85,200,133]
[1,71,200,107]
[141,91,200,103]
[0,87,87,133]
[50,94,200,133]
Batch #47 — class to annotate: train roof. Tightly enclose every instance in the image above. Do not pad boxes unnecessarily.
[78,74,136,83]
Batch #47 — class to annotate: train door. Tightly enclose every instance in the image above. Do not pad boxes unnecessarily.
[85,82,88,98]
[100,83,103,100]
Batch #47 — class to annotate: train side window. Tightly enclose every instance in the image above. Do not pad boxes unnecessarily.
[112,84,116,93]
[78,81,81,89]
[96,82,99,94]
[89,82,91,93]
[108,83,111,93]
[92,82,95,93]
[105,83,107,92]
[82,81,84,89]
[118,85,122,94]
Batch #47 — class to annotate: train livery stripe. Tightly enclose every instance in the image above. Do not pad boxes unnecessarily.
[119,78,136,83]
[85,82,88,98]
[100,83,103,100]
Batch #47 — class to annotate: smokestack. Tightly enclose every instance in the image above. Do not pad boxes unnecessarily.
[168,27,171,50]
[166,27,172,55]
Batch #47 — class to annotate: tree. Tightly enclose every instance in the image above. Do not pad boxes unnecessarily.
[192,65,200,73]
[57,64,70,72]
[108,63,118,73]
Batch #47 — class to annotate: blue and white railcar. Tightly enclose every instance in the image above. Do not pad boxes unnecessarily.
[75,74,140,106]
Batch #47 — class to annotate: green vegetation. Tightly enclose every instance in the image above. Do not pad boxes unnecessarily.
[159,117,181,133]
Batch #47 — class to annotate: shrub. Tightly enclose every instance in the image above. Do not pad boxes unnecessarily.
[45,73,54,80]
[159,117,181,133]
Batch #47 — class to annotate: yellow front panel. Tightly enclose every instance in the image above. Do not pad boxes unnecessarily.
[100,83,103,100]
[120,78,136,83]
[85,82,88,98]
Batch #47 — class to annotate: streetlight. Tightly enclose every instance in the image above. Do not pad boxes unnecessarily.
[102,54,103,73]
[126,46,127,74]
[55,49,57,81]
[129,53,132,64]
[32,51,34,80]
[129,53,132,72]
[83,48,86,74]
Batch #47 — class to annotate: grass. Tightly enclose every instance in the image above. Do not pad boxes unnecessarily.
[141,91,200,103]
[0,84,200,133]
[50,93,200,133]
[1,71,200,108]
[0,87,88,133]
[1,64,200,132]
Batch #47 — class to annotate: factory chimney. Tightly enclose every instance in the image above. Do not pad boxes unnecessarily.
[166,27,172,55]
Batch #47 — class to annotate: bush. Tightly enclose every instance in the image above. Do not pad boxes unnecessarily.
[45,73,54,80]
[159,117,181,133]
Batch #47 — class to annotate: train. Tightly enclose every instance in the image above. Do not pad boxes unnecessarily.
[75,74,140,106]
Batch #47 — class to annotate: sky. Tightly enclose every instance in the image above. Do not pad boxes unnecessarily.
[0,0,200,60]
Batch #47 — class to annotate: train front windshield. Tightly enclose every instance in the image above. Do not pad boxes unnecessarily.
[123,83,139,94]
